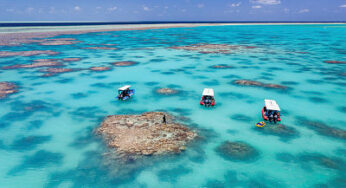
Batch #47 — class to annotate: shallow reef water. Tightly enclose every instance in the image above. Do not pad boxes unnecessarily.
[0,24,345,187]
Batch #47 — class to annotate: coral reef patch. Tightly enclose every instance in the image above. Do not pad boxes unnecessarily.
[97,112,197,156]
[0,82,18,99]
[155,88,180,95]
[169,44,257,54]
[215,141,259,162]
[112,61,138,67]
[296,117,346,141]
[233,80,288,90]
[0,50,58,58]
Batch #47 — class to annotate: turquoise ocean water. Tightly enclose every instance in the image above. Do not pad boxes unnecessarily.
[0,24,345,187]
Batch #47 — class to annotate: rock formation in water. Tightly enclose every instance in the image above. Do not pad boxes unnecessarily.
[233,80,288,89]
[215,141,259,162]
[0,82,18,99]
[97,112,197,156]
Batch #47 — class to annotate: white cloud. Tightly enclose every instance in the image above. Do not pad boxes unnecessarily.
[298,9,310,13]
[340,4,346,8]
[197,4,205,8]
[252,5,262,9]
[108,6,117,11]
[230,2,242,7]
[250,0,281,5]
[96,6,102,10]
[74,6,81,11]
[164,6,169,9]
[143,5,150,11]
[284,8,290,13]
[181,9,187,13]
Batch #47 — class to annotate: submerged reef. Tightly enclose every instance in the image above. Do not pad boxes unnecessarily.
[276,152,345,172]
[155,88,180,95]
[39,38,79,46]
[83,47,118,50]
[97,112,197,156]
[215,141,259,162]
[254,123,299,141]
[0,82,18,99]
[40,68,78,77]
[0,50,58,58]
[2,58,81,70]
[2,60,61,70]
[324,60,346,64]
[210,64,234,69]
[296,117,346,141]
[89,67,111,71]
[233,80,288,90]
[169,43,257,54]
[112,61,138,67]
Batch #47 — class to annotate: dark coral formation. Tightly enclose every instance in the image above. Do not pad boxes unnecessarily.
[61,58,81,62]
[10,135,52,151]
[324,60,346,64]
[83,47,118,50]
[230,114,253,122]
[112,61,138,67]
[254,123,299,141]
[2,60,62,70]
[233,80,288,90]
[210,64,234,69]
[169,44,257,54]
[276,152,345,172]
[0,50,58,58]
[296,117,346,140]
[215,141,259,162]
[0,82,18,99]
[8,150,63,175]
[40,68,78,77]
[97,112,197,156]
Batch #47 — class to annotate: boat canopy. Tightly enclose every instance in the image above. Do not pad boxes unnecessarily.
[202,88,214,97]
[265,99,280,111]
[118,85,131,91]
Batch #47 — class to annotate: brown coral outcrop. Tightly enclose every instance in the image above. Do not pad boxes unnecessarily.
[0,82,18,99]
[0,50,58,58]
[233,80,288,89]
[97,112,197,156]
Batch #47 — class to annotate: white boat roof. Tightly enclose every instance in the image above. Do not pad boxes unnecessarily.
[118,85,131,91]
[202,88,214,97]
[265,99,280,111]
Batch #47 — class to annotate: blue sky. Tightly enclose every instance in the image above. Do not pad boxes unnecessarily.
[1,0,345,21]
